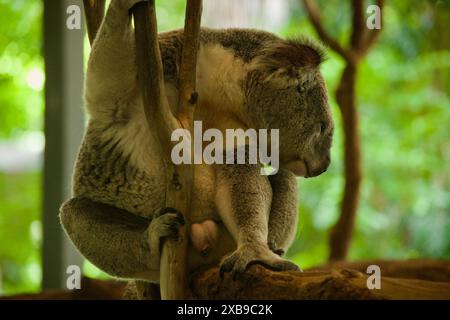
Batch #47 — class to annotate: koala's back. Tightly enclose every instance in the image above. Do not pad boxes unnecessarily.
[73,27,280,220]
[72,119,167,219]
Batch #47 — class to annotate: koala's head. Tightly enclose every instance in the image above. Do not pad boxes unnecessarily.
[244,38,333,178]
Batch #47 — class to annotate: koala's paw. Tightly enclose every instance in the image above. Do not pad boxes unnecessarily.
[146,207,184,267]
[219,243,300,280]
[148,207,185,241]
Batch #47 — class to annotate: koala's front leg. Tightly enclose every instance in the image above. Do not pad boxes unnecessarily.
[215,163,299,278]
[268,168,299,256]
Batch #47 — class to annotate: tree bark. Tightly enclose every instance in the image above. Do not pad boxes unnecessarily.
[3,260,448,300]
[311,259,450,283]
[131,0,202,299]
[159,0,203,300]
[190,262,450,300]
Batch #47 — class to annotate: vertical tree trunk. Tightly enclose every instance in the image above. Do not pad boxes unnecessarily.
[303,0,383,261]
[329,64,362,261]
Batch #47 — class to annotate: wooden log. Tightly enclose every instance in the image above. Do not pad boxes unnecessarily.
[310,259,450,283]
[190,263,450,300]
[2,260,449,300]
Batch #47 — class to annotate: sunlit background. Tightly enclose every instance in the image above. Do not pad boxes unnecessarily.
[0,0,449,294]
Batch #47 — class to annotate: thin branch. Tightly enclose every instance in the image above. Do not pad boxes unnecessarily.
[83,0,105,46]
[132,0,202,300]
[358,0,385,56]
[132,1,187,299]
[350,0,365,50]
[177,0,202,129]
[159,0,203,300]
[302,0,352,61]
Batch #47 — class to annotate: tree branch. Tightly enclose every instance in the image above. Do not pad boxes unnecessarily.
[83,0,105,46]
[190,263,450,300]
[350,0,365,51]
[132,0,202,299]
[159,0,203,300]
[358,0,385,57]
[177,0,202,128]
[3,260,449,300]
[302,0,352,62]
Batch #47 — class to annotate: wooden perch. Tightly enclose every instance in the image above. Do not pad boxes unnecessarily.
[190,261,450,300]
[310,259,450,283]
[2,260,448,299]
[132,0,202,299]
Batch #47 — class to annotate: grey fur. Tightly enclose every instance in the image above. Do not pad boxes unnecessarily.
[60,0,333,282]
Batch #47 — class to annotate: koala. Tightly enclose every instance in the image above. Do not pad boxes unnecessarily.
[59,0,333,282]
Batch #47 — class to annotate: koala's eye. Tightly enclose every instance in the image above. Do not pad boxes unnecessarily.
[319,122,325,133]
[296,85,304,94]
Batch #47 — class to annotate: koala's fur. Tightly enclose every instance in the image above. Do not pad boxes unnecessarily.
[60,0,333,282]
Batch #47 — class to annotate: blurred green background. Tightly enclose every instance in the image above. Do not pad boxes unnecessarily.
[0,0,448,294]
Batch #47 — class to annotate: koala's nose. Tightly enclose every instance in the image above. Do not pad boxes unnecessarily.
[324,154,331,167]
[311,154,331,176]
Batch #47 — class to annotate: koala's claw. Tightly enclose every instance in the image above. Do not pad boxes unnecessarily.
[270,248,285,257]
[219,243,300,281]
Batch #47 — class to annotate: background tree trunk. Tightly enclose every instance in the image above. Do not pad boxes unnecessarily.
[303,0,384,261]
[329,64,362,260]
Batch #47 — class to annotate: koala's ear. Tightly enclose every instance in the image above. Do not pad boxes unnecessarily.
[249,37,326,74]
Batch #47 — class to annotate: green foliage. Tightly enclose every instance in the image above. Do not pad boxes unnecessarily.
[0,172,41,293]
[0,0,43,138]
[284,0,450,267]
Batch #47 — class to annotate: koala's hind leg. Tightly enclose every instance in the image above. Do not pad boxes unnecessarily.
[60,197,184,282]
